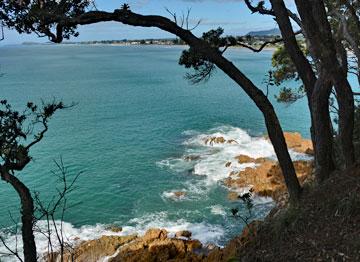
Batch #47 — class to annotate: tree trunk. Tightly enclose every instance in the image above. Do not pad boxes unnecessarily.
[311,73,336,181]
[294,0,356,167]
[271,0,323,174]
[334,77,356,167]
[1,170,37,262]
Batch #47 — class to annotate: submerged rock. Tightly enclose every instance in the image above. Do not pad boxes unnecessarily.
[184,155,201,161]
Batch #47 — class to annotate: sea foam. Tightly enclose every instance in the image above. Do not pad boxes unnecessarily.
[159,125,311,198]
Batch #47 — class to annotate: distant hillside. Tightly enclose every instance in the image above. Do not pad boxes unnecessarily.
[246,28,281,36]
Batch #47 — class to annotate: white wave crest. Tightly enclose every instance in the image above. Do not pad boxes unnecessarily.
[158,125,311,194]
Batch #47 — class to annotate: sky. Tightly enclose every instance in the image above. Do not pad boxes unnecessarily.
[1,0,289,45]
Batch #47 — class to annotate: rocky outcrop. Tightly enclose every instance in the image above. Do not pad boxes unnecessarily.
[225,159,314,201]
[235,155,256,164]
[50,228,204,262]
[110,228,203,262]
[48,235,137,262]
[283,132,314,155]
[226,132,314,201]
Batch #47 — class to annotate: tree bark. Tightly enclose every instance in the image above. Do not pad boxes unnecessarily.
[1,169,37,262]
[294,0,356,167]
[333,77,356,167]
[311,72,336,181]
[270,0,321,170]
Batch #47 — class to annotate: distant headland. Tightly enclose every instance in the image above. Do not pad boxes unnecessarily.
[22,28,292,49]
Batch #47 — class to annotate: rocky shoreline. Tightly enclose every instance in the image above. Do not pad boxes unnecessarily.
[48,132,314,262]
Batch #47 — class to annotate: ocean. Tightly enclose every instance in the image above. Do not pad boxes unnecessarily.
[0,45,311,258]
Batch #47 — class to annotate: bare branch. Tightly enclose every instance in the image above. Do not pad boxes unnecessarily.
[164,7,201,32]
[0,212,23,262]
[34,158,83,261]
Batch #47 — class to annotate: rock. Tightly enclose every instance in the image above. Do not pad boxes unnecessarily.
[255,157,268,164]
[224,158,314,202]
[204,243,218,251]
[148,238,180,255]
[227,139,238,144]
[50,235,137,262]
[204,136,226,145]
[175,230,192,239]
[283,132,314,155]
[235,155,256,164]
[173,191,186,198]
[143,228,168,241]
[186,239,203,252]
[228,191,240,201]
[225,161,232,167]
[184,155,201,161]
[109,228,203,262]
[106,225,123,233]
[305,147,314,155]
[283,132,303,148]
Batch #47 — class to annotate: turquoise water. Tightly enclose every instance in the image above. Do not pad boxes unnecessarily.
[0,45,311,254]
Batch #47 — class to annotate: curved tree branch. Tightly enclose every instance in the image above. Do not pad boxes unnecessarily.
[235,30,302,53]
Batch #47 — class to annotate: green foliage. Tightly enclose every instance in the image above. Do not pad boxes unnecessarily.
[271,45,299,85]
[0,0,93,41]
[230,191,254,227]
[262,70,275,96]
[275,86,305,104]
[0,99,64,169]
[270,43,308,104]
[179,27,231,84]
